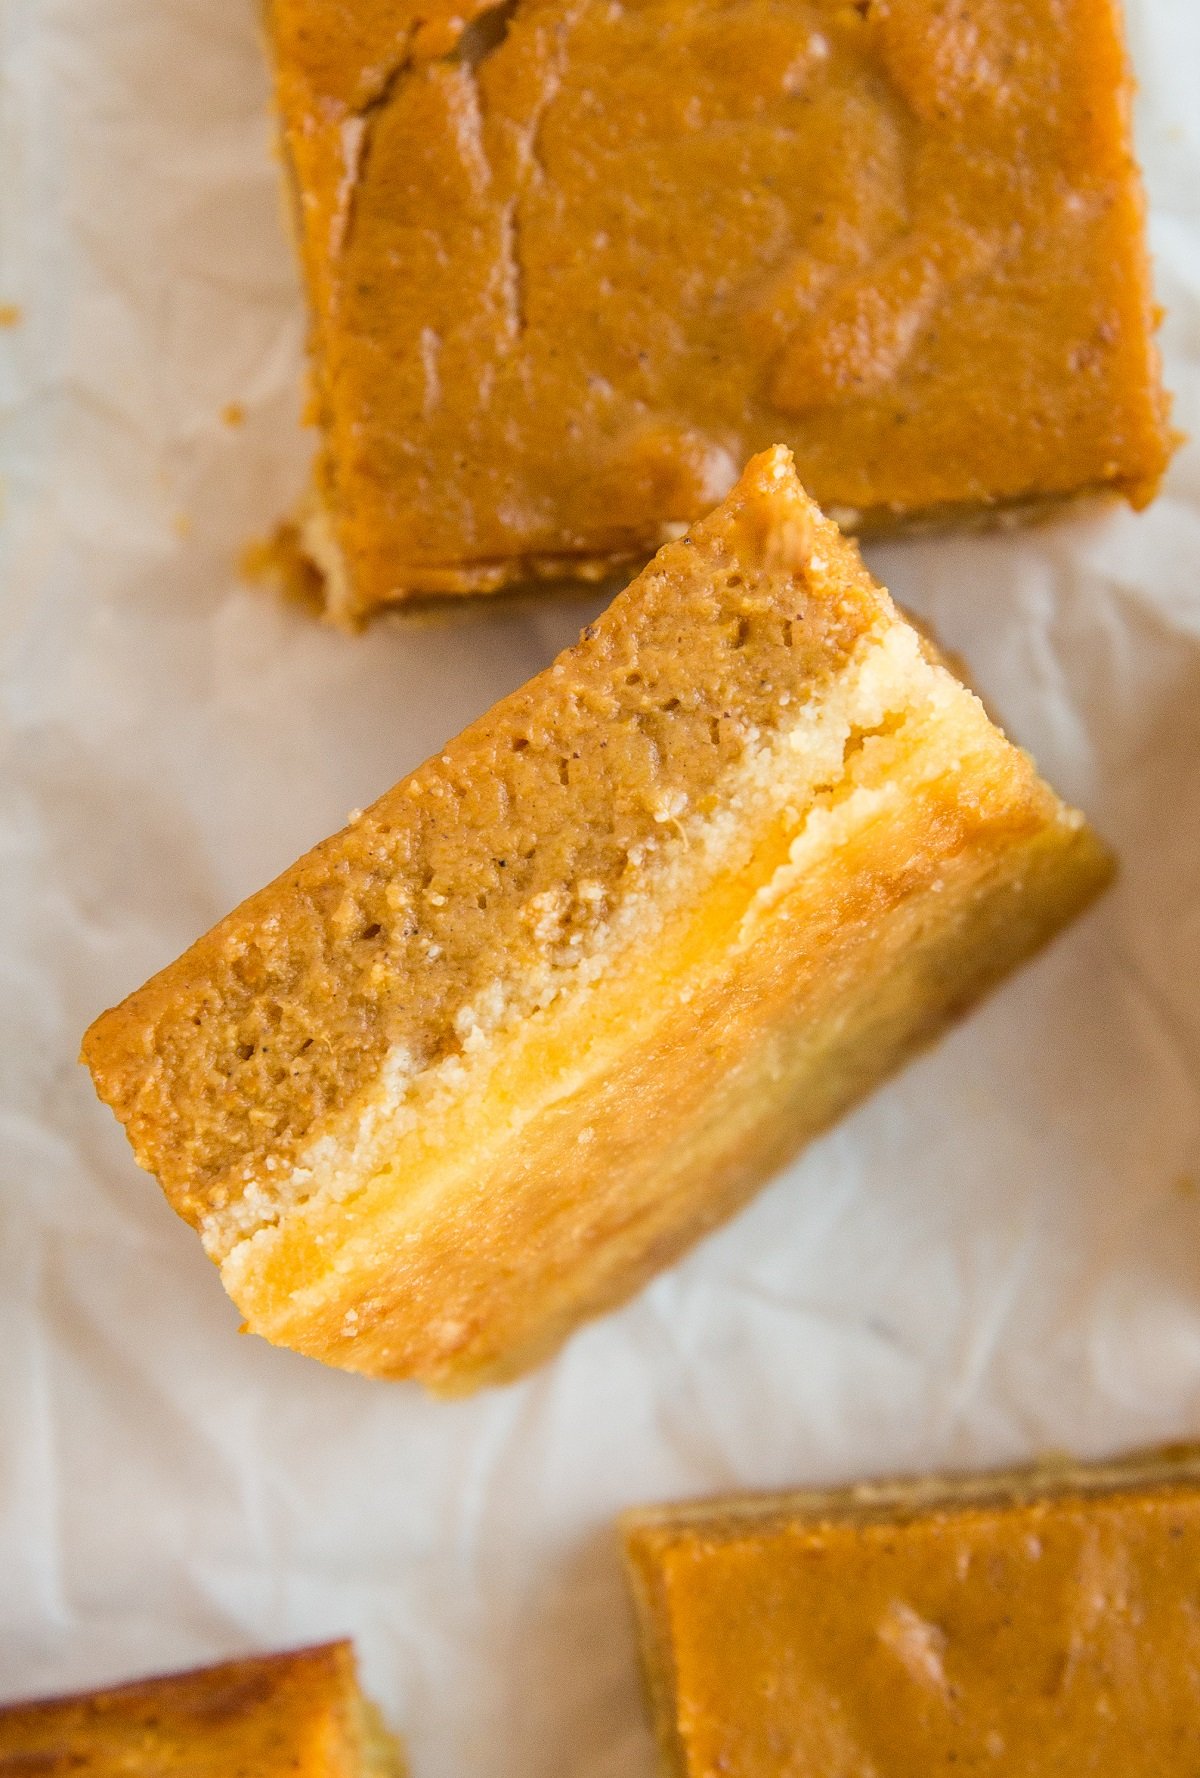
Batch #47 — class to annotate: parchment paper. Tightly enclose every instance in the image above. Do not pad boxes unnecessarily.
[1,1,1199,1771]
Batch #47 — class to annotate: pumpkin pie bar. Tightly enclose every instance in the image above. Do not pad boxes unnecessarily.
[0,1643,405,1776]
[82,450,1111,1393]
[623,1448,1200,1778]
[265,0,1173,619]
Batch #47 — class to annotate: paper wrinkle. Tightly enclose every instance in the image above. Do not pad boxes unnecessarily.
[2,1,1200,1773]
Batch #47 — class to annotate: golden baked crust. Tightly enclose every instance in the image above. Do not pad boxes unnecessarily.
[83,450,1112,1393]
[264,0,1173,617]
[0,1643,406,1777]
[622,1449,1200,1778]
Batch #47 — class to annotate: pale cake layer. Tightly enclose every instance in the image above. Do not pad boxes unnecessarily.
[623,1451,1200,1778]
[0,1644,406,1778]
[220,676,1108,1391]
[83,451,1111,1391]
[265,0,1173,615]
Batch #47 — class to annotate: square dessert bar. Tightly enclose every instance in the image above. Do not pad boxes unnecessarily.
[83,450,1110,1393]
[0,1644,405,1777]
[623,1450,1200,1778]
[266,0,1172,617]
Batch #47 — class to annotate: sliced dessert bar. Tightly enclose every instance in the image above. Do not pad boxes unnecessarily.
[265,0,1173,616]
[0,1643,405,1776]
[623,1449,1200,1778]
[83,450,1111,1392]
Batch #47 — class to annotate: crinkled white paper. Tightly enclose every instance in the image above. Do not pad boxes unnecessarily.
[1,1,1199,1771]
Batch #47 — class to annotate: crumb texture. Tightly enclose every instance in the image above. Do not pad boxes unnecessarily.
[83,452,884,1223]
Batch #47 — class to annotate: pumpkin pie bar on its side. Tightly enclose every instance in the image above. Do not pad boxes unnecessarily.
[0,1643,405,1777]
[622,1449,1200,1778]
[83,450,1111,1393]
[265,0,1173,619]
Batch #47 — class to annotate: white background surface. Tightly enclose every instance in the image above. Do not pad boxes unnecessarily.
[1,1,1199,1771]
